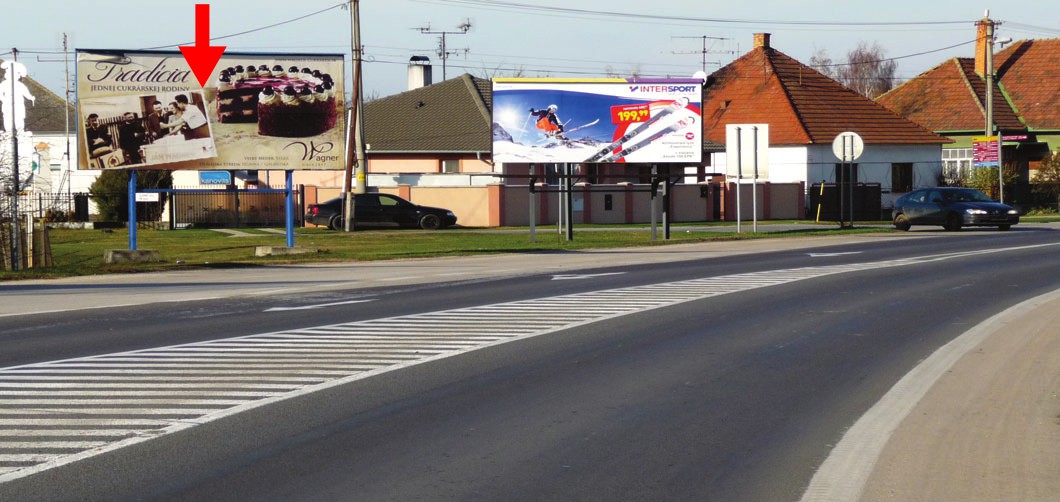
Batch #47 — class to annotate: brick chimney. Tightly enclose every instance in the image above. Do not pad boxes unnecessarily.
[974,16,994,78]
[754,33,771,49]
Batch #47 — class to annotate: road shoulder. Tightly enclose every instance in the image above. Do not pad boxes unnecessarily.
[860,288,1060,500]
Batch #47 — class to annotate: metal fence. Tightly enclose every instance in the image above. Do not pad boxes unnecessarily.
[0,192,88,223]
[169,189,296,228]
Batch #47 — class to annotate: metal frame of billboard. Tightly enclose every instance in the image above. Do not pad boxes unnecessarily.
[491,78,702,164]
[75,49,345,171]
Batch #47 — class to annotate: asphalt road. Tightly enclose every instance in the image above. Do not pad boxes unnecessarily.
[2,225,1059,500]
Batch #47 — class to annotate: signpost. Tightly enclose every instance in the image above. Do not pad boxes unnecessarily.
[725,124,769,233]
[832,131,864,228]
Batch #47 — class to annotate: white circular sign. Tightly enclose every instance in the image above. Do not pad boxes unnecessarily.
[832,131,864,161]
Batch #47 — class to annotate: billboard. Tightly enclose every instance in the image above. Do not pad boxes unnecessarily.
[491,78,702,164]
[76,50,345,171]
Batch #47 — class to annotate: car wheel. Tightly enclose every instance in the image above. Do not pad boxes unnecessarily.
[894,214,911,231]
[998,224,1011,231]
[328,214,343,231]
[944,213,962,232]
[419,214,442,230]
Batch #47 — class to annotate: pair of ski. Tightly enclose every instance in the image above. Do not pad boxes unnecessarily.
[544,118,600,141]
[584,97,692,163]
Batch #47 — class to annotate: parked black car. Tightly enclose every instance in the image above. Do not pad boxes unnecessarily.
[306,193,457,230]
[892,187,1019,231]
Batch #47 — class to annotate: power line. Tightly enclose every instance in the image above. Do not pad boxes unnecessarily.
[138,1,348,50]
[415,0,973,27]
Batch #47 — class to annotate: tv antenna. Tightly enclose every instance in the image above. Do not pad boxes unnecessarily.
[416,19,472,80]
[672,35,733,73]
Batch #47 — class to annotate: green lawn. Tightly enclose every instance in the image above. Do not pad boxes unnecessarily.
[1,223,893,281]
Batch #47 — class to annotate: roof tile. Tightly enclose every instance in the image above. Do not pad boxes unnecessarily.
[704,46,948,146]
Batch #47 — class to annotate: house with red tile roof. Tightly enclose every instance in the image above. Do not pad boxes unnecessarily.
[701,33,950,213]
[877,16,1059,205]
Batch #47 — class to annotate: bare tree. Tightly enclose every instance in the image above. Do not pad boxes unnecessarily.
[835,41,898,99]
[809,47,836,80]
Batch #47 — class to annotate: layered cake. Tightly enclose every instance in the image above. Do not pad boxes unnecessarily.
[216,64,338,137]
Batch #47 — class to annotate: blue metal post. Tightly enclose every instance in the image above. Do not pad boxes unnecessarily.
[128,170,138,250]
[285,170,295,248]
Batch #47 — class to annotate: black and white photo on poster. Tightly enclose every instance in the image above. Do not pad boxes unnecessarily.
[80,92,217,169]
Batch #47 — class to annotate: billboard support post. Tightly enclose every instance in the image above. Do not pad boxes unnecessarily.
[650,165,658,241]
[662,171,671,240]
[285,170,295,248]
[528,163,536,242]
[128,170,138,251]
[565,163,574,242]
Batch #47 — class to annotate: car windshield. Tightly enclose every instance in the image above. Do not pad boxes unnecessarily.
[944,189,994,203]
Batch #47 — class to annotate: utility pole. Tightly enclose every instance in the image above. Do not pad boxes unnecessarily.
[671,35,731,74]
[417,19,471,80]
[981,11,1005,203]
[342,0,368,231]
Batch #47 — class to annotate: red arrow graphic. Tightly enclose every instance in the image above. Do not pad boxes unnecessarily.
[179,4,226,87]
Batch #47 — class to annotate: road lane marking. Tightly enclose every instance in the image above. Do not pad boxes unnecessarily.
[552,272,627,280]
[264,299,375,312]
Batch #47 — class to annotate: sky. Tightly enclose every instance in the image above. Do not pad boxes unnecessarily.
[4,0,1059,102]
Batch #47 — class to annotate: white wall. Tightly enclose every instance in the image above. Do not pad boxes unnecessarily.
[714,143,943,210]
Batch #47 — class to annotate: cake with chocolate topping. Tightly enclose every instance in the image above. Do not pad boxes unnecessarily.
[215,64,338,137]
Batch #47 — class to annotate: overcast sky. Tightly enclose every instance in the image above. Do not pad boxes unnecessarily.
[4,0,1059,100]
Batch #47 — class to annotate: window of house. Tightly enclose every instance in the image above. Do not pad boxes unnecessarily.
[942,148,972,183]
[441,159,460,173]
[891,163,913,193]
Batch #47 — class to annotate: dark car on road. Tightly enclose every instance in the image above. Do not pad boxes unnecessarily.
[306,193,457,230]
[892,187,1019,231]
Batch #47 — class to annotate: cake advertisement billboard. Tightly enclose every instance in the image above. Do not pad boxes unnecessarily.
[76,49,345,171]
[491,78,702,164]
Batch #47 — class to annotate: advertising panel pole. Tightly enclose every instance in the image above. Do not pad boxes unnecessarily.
[565,163,574,242]
[128,170,138,251]
[650,165,658,241]
[662,171,671,240]
[285,170,295,248]
[528,163,536,242]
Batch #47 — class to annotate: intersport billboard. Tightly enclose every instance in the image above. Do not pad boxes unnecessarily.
[76,49,345,171]
[491,78,702,164]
